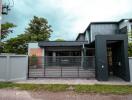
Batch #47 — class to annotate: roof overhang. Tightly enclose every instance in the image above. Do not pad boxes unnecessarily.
[38,41,89,47]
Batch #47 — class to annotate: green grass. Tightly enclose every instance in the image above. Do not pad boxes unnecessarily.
[0,82,132,94]
[74,84,132,94]
[15,84,69,92]
[0,82,68,92]
[0,82,14,89]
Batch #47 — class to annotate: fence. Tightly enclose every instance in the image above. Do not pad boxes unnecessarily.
[0,55,28,81]
[28,56,95,78]
[129,57,132,82]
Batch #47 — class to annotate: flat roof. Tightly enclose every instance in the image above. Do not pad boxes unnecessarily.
[84,21,118,33]
[84,18,132,32]
[38,41,88,47]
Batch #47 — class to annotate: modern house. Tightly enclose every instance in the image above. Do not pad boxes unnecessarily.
[28,19,132,81]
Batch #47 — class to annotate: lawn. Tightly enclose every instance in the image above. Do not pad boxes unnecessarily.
[0,82,132,94]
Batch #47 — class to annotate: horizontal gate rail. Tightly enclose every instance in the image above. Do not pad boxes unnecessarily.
[28,56,95,78]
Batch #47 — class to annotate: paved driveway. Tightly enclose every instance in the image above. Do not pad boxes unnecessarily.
[0,89,132,100]
[17,78,132,85]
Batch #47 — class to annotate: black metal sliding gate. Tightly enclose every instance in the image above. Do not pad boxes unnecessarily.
[28,56,95,78]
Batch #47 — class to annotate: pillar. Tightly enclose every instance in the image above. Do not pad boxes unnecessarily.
[95,36,108,81]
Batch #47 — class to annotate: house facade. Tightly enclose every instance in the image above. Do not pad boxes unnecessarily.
[28,19,132,81]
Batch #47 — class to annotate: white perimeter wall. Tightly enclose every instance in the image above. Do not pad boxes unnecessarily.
[129,57,132,82]
[0,55,28,81]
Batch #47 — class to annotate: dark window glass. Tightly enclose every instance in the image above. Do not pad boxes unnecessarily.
[56,51,81,56]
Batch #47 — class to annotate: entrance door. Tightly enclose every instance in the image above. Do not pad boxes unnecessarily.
[107,40,127,80]
[107,48,113,76]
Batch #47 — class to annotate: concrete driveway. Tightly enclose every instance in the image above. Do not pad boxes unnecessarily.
[16,78,132,85]
[0,89,132,100]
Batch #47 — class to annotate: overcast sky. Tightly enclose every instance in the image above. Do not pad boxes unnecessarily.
[3,0,132,40]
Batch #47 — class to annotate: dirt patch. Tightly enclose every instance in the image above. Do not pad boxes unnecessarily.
[0,89,132,100]
[30,91,132,100]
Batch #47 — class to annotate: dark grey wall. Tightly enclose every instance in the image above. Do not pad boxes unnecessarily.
[91,24,118,42]
[95,37,108,81]
[95,34,130,81]
[45,46,82,51]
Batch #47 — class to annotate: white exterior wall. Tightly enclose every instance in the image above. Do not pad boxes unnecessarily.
[28,42,44,56]
[28,42,39,55]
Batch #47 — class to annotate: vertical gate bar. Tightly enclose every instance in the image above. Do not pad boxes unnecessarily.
[61,60,62,77]
[78,57,80,78]
[78,65,79,78]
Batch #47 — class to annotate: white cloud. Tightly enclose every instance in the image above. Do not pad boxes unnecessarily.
[56,0,132,32]
[44,0,132,39]
[4,0,132,40]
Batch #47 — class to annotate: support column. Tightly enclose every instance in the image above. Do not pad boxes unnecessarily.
[81,49,84,68]
[42,48,45,68]
[53,51,56,62]
[82,44,87,69]
[95,36,108,81]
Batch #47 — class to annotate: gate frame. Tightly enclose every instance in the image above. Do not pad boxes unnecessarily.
[28,56,95,78]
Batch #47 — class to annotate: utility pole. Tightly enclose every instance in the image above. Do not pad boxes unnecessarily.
[0,0,14,41]
[0,0,2,42]
[0,0,2,54]
[0,0,14,53]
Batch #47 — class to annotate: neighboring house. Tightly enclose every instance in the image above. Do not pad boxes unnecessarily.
[28,19,132,81]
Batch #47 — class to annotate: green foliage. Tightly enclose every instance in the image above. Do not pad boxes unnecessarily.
[3,34,28,54]
[128,32,132,42]
[128,42,132,57]
[128,32,132,57]
[1,22,16,40]
[29,55,38,66]
[0,42,5,53]
[55,38,65,41]
[25,16,52,41]
[2,16,52,54]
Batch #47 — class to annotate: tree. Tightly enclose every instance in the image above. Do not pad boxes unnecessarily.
[55,38,65,41]
[128,42,132,57]
[128,32,132,42]
[3,35,28,54]
[25,16,52,41]
[2,16,53,54]
[1,22,16,40]
[128,31,132,57]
